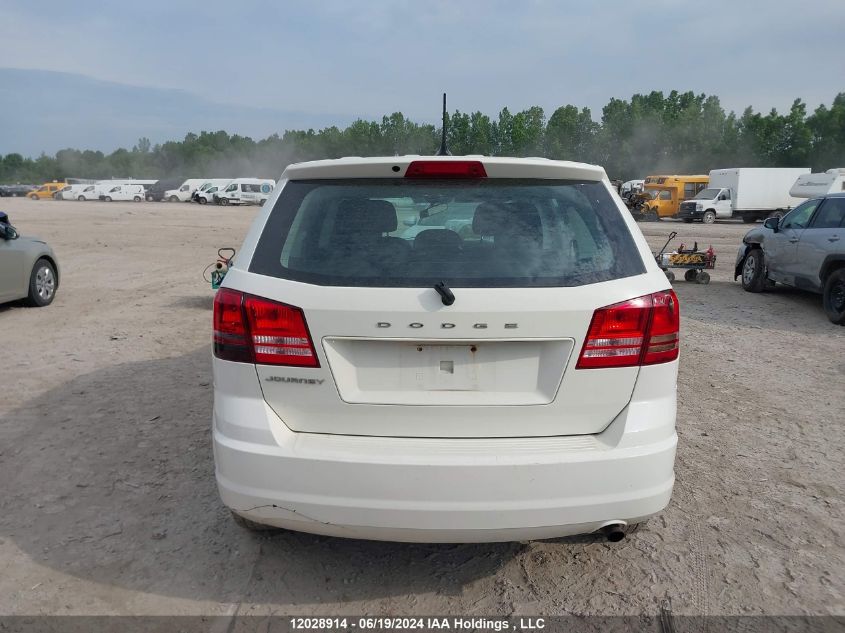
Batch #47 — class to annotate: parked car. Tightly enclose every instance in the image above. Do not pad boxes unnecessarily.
[213,178,275,205]
[735,193,845,324]
[29,182,65,200]
[98,184,146,202]
[212,156,680,542]
[0,184,37,197]
[163,179,206,202]
[0,212,59,307]
[145,179,184,202]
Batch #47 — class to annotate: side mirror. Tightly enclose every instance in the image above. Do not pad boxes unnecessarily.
[1,224,18,240]
[403,217,417,227]
[763,217,779,232]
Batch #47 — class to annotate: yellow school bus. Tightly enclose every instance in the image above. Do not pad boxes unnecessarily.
[642,175,709,218]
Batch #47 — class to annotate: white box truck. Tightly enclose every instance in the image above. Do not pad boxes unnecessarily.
[790,168,845,198]
[677,167,810,224]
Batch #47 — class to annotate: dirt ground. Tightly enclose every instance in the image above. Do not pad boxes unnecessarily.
[1,198,843,618]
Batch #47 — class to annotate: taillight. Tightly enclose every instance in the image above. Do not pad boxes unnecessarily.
[213,288,252,363]
[405,160,487,179]
[212,290,319,367]
[576,290,679,369]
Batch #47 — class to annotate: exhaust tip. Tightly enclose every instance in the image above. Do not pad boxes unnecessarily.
[600,522,627,542]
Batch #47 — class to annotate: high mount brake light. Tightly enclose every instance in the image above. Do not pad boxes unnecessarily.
[405,160,487,179]
[213,289,319,367]
[576,290,679,369]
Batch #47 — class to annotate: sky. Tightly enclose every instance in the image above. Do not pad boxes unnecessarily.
[1,0,844,157]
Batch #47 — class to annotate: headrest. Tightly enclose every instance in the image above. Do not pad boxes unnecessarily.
[472,202,508,235]
[413,229,462,254]
[336,198,398,234]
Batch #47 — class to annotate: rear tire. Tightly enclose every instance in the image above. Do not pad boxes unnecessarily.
[230,511,281,532]
[684,269,698,282]
[30,194,38,200]
[741,249,767,292]
[133,196,142,202]
[104,196,112,202]
[26,258,57,307]
[696,271,711,284]
[78,195,86,201]
[702,210,716,224]
[822,268,845,325]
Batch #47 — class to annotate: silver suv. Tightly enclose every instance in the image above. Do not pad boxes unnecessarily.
[735,193,845,324]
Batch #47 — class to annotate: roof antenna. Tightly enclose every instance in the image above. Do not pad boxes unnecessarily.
[435,93,451,156]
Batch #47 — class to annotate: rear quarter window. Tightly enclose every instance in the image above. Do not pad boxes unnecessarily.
[250,179,645,288]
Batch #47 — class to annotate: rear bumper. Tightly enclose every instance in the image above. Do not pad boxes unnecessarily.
[213,360,678,542]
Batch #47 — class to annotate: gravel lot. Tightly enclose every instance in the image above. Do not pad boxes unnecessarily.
[1,198,843,618]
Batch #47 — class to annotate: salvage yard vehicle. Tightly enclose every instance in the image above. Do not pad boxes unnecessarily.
[641,174,709,219]
[99,184,146,202]
[679,167,810,224]
[212,155,680,542]
[213,178,275,205]
[192,179,233,203]
[790,168,845,199]
[736,193,845,324]
[0,184,37,197]
[164,178,205,202]
[28,182,64,200]
[0,212,60,307]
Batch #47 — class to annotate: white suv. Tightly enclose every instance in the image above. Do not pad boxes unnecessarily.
[213,156,679,543]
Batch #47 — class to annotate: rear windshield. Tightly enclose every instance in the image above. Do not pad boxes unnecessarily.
[250,179,645,287]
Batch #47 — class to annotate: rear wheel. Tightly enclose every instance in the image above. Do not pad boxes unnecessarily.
[741,249,767,292]
[104,196,112,202]
[684,269,698,282]
[230,511,281,532]
[78,195,86,201]
[702,210,716,224]
[30,194,38,200]
[696,271,710,284]
[822,268,845,325]
[27,258,57,307]
[133,196,142,202]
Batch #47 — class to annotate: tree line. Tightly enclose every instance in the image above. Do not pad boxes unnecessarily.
[2,91,843,184]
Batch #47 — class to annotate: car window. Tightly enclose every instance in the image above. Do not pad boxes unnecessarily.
[781,200,820,230]
[251,179,645,288]
[658,190,672,200]
[226,184,237,192]
[809,198,845,229]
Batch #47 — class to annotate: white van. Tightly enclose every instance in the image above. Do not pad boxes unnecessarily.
[214,178,275,206]
[58,184,89,200]
[195,181,232,204]
[98,184,146,202]
[790,168,845,198]
[163,179,206,202]
[192,179,233,203]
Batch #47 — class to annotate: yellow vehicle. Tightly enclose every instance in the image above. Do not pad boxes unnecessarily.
[29,182,65,200]
[642,175,709,218]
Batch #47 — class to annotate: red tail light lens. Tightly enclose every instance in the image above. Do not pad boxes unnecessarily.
[576,290,679,369]
[212,290,319,367]
[405,160,487,179]
[213,288,252,363]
